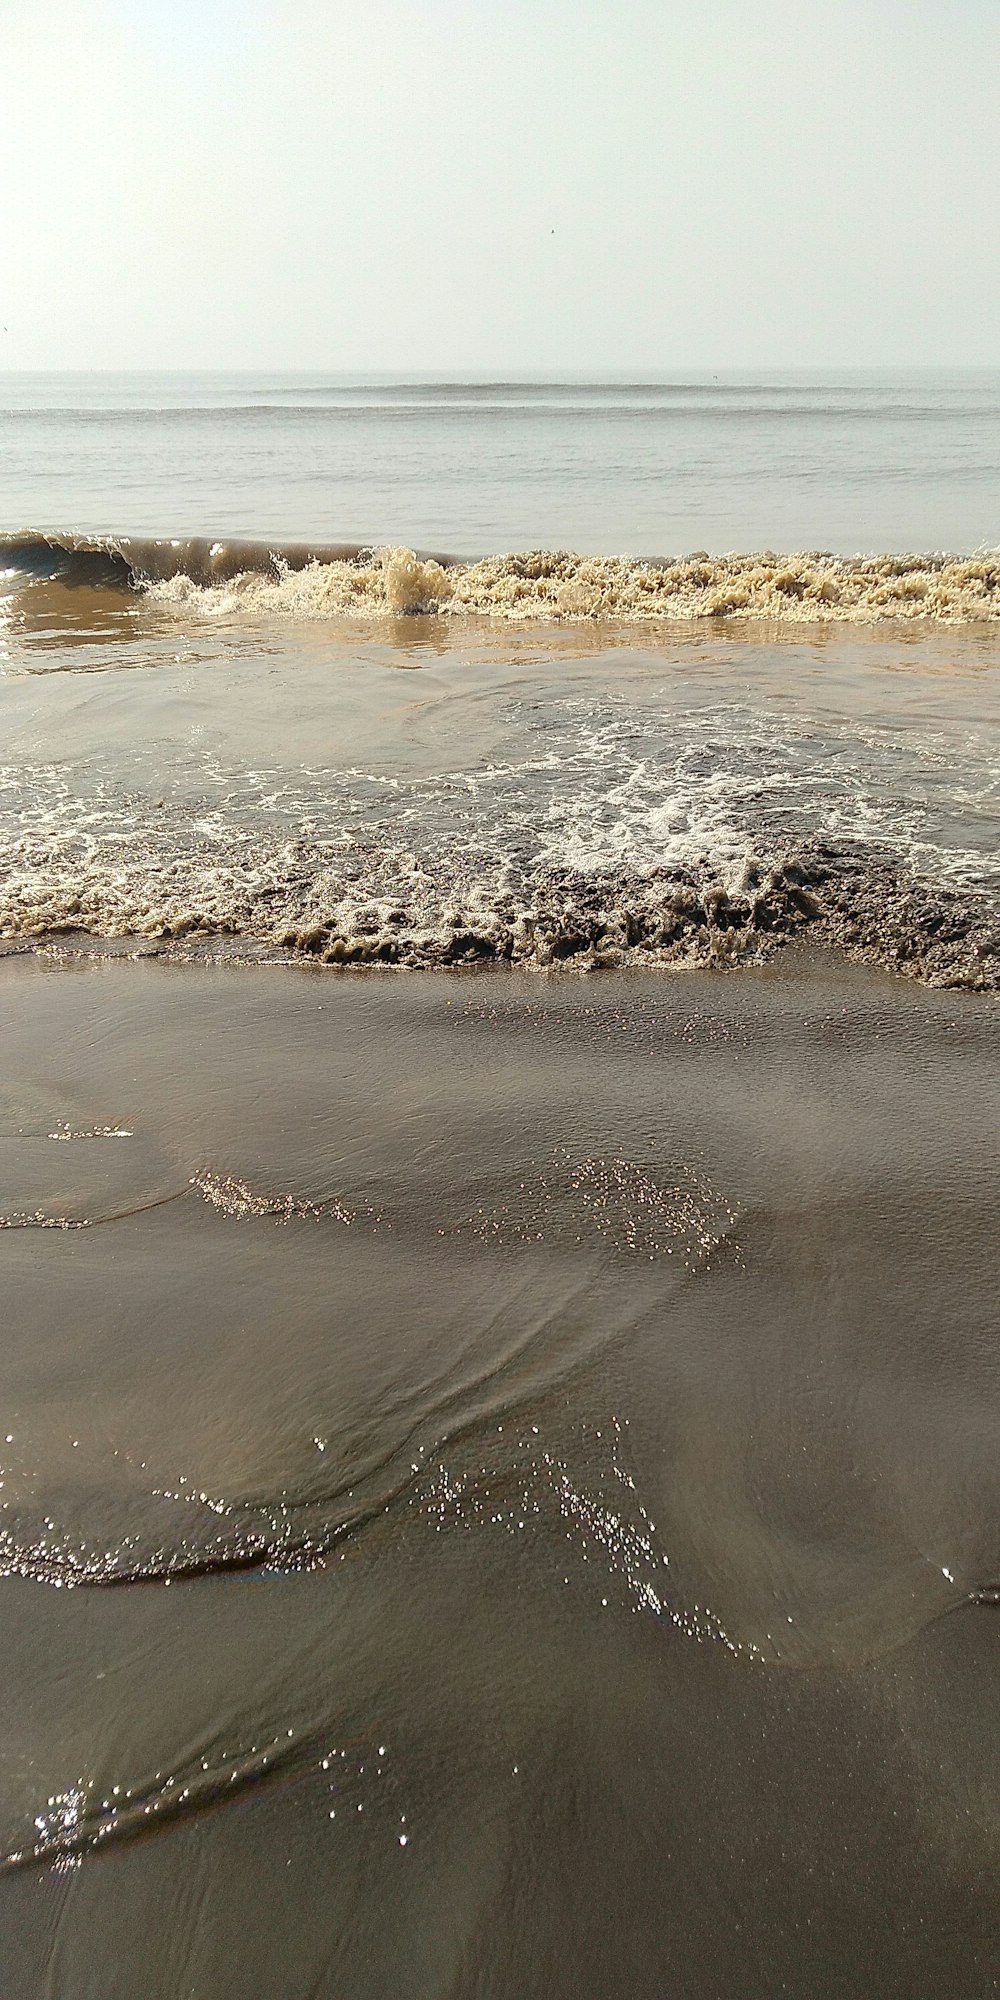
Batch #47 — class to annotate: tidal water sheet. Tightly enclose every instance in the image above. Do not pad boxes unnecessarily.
[0,521,999,1997]
[1,963,1000,1999]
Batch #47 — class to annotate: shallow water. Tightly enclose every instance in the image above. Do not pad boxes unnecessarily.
[1,955,998,1997]
[1,577,998,987]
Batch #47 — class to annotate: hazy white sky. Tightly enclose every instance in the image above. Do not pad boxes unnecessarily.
[3,0,999,371]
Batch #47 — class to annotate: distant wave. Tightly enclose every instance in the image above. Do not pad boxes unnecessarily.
[3,533,1000,624]
[1,400,991,424]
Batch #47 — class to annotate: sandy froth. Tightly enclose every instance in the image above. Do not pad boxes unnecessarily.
[146,544,1000,625]
[4,842,998,994]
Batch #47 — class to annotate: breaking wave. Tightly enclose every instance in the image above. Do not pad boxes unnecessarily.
[4,533,1000,624]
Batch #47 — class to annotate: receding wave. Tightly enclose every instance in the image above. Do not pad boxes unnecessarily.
[3,533,1000,623]
[2,831,997,991]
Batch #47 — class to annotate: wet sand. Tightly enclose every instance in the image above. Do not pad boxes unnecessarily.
[1,951,998,1997]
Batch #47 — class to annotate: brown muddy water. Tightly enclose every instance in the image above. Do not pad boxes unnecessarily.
[1,952,998,1998]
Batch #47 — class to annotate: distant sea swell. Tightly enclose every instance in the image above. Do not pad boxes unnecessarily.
[4,532,1000,624]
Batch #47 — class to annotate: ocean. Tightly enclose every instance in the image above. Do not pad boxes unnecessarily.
[1,373,999,1998]
[2,368,1000,555]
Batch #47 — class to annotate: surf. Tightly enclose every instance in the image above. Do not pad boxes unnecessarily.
[4,533,1000,624]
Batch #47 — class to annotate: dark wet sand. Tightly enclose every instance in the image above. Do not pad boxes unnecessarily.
[1,952,999,1998]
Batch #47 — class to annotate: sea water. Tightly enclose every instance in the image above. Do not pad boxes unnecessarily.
[1,372,999,2000]
[2,368,1000,552]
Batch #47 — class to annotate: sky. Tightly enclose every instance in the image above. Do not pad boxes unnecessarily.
[2,0,999,372]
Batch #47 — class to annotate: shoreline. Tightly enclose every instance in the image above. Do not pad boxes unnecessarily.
[3,848,997,993]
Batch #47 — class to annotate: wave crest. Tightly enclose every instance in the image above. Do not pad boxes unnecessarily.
[4,534,1000,624]
[147,546,1000,626]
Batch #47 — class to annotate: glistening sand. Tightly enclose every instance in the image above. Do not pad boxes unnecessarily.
[1,955,999,1999]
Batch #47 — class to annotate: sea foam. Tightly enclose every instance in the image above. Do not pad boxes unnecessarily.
[147,546,1000,626]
